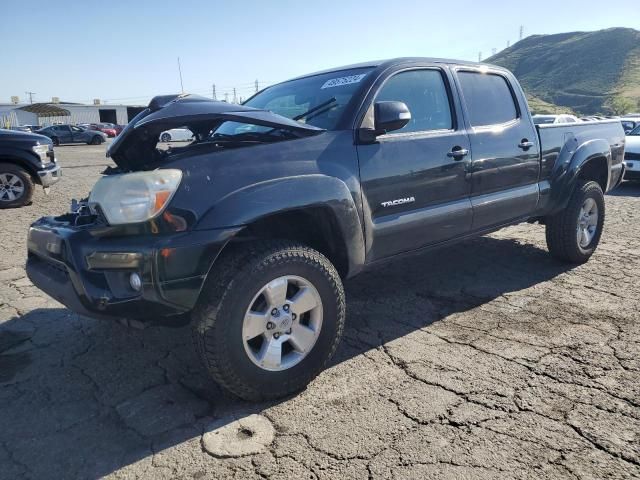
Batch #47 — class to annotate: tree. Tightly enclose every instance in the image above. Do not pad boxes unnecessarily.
[609,97,636,115]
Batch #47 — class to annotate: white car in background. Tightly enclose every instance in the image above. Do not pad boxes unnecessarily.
[624,124,640,181]
[159,128,193,142]
[532,114,579,125]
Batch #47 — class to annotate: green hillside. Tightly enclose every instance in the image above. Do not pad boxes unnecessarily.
[488,28,640,115]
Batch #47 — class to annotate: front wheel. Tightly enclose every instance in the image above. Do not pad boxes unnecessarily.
[192,241,345,401]
[160,133,171,142]
[545,180,605,263]
[90,135,103,145]
[0,163,34,208]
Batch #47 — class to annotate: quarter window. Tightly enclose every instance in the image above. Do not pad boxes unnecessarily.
[375,69,453,133]
[458,72,518,127]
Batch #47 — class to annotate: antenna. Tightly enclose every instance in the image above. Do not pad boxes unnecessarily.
[177,57,184,93]
[25,91,36,104]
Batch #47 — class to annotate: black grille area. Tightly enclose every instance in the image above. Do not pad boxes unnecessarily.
[625,152,640,161]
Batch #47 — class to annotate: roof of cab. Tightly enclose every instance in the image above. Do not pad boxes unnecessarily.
[282,57,505,83]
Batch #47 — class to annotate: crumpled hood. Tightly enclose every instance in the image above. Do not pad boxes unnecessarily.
[107,94,324,170]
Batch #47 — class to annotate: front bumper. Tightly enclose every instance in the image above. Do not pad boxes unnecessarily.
[26,217,239,323]
[38,163,62,187]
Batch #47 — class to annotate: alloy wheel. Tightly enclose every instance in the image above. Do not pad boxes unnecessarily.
[0,173,25,202]
[577,197,599,248]
[242,275,323,371]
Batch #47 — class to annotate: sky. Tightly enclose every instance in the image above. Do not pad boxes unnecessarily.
[2,0,639,105]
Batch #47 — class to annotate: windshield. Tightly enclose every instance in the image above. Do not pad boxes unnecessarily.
[213,67,373,137]
[629,125,640,136]
[532,116,556,124]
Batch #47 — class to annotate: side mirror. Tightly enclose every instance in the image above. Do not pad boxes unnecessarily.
[375,101,411,134]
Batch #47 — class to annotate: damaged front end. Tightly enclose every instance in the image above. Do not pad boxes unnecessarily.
[26,94,324,325]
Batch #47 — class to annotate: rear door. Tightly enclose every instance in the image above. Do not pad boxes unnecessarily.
[453,68,540,230]
[357,66,473,261]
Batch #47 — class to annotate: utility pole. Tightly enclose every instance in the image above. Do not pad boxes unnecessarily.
[177,57,184,93]
[478,51,482,62]
[224,92,229,103]
[212,84,217,100]
[233,88,237,104]
[25,91,35,104]
[507,40,511,48]
[519,25,524,40]
[255,79,259,93]
[492,48,497,56]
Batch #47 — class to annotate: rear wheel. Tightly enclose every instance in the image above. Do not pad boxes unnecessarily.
[191,241,345,401]
[90,135,102,145]
[545,180,605,263]
[51,137,60,146]
[0,163,34,208]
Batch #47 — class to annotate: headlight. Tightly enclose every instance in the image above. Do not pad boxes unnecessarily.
[32,144,49,162]
[89,169,182,225]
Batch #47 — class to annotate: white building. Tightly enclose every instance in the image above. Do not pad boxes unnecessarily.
[0,102,145,128]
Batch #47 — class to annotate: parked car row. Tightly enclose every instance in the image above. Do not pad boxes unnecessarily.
[532,114,640,134]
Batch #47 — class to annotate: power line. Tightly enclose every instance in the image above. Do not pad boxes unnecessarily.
[177,57,184,93]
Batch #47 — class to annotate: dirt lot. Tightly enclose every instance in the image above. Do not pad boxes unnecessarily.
[1,143,639,479]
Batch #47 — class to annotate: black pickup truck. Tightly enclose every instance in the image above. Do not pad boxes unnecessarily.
[0,129,61,208]
[26,58,625,400]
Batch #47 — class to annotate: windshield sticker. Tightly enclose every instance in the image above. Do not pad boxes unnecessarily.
[320,74,368,89]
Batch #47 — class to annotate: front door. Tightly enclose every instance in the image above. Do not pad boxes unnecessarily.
[56,125,73,144]
[454,69,541,230]
[357,68,472,261]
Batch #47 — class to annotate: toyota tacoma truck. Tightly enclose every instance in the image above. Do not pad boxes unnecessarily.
[26,58,625,400]
[0,129,61,208]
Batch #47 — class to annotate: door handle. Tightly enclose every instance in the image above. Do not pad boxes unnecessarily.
[447,147,469,160]
[518,140,534,150]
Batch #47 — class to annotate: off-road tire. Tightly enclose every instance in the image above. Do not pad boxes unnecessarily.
[545,180,605,263]
[0,163,34,208]
[191,241,345,401]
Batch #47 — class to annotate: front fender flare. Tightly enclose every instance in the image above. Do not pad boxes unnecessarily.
[196,174,365,276]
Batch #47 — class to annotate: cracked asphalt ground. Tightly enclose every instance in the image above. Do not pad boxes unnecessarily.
[1,143,639,480]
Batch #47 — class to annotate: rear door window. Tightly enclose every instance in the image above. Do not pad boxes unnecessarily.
[458,71,518,127]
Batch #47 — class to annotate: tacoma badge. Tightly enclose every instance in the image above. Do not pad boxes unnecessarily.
[381,196,415,208]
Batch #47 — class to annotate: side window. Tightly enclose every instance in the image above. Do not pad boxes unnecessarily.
[375,69,453,133]
[458,71,518,127]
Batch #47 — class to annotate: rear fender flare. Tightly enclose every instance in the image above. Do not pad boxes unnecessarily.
[548,138,611,213]
[197,174,365,276]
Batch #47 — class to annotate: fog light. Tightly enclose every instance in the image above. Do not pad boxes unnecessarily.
[129,273,142,291]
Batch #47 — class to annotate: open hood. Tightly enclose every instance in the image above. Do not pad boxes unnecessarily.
[107,94,324,170]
